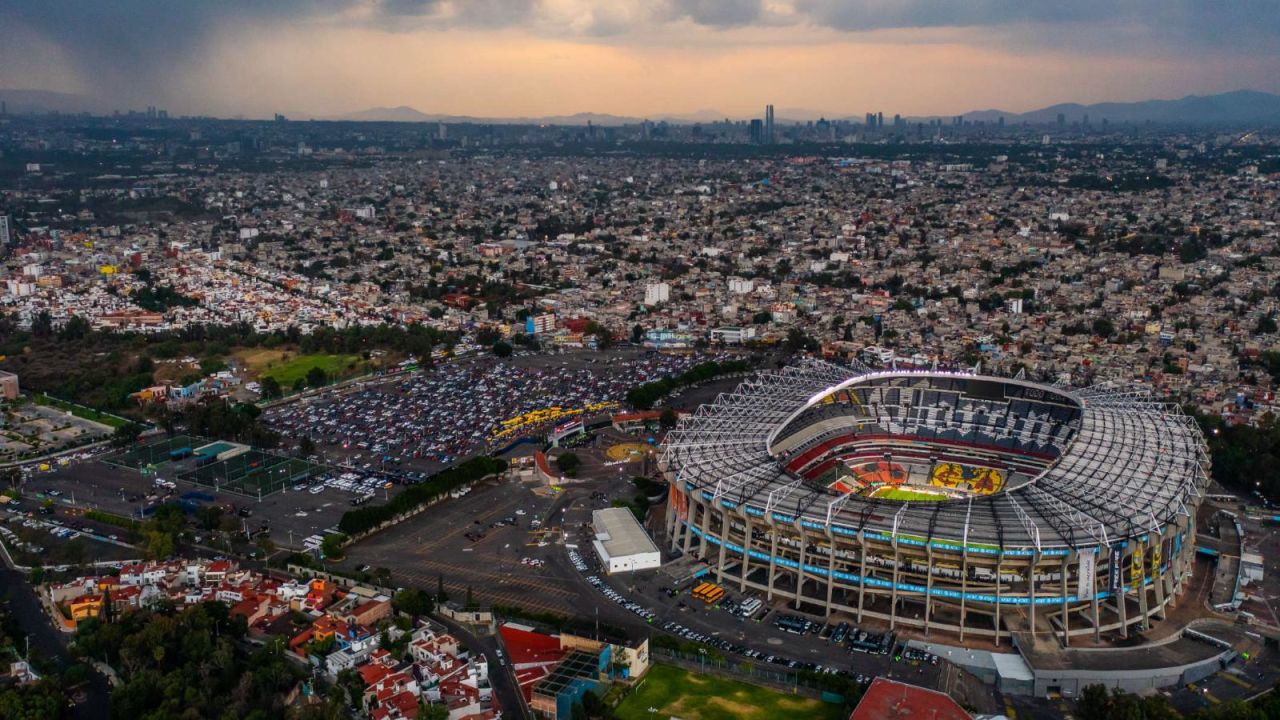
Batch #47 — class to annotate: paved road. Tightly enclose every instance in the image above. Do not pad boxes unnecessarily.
[431,612,528,720]
[0,564,110,720]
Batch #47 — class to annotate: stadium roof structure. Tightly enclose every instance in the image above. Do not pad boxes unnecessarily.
[660,360,1208,552]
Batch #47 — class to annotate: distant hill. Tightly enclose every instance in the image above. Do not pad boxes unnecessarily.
[4,87,1278,127]
[962,90,1280,126]
[331,107,645,126]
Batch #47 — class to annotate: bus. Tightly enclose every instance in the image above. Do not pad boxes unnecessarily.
[692,583,725,604]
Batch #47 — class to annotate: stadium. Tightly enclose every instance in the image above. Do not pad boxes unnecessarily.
[661,360,1209,644]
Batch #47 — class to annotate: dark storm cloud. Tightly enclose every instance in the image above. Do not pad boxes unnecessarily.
[5,0,351,97]
[794,0,1280,50]
[666,0,764,29]
[5,0,1276,107]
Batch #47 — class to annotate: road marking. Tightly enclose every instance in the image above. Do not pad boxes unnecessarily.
[1216,671,1254,690]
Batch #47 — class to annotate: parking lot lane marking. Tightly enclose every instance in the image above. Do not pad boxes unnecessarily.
[1216,672,1254,690]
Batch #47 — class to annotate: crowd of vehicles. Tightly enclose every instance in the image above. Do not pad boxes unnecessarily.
[262,353,720,467]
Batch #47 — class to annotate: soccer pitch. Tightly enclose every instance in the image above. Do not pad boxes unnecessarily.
[614,665,846,720]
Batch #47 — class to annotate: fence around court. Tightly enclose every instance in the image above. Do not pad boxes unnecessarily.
[180,451,327,498]
[649,647,846,701]
[101,433,330,499]
[100,434,197,469]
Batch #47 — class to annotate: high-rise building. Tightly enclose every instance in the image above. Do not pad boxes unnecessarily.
[876,112,884,129]
[865,112,876,128]
[1057,112,1066,128]
[749,118,763,144]
[765,104,775,144]
[0,215,10,246]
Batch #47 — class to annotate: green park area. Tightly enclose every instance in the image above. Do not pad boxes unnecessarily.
[614,664,846,720]
[238,349,364,388]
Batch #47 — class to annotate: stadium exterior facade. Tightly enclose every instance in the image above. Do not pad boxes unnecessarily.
[661,361,1209,644]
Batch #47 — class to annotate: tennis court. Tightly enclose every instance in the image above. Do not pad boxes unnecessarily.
[101,434,197,470]
[180,450,327,498]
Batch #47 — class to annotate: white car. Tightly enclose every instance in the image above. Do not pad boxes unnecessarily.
[309,486,325,495]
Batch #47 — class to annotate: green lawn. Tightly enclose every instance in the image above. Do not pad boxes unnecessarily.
[614,664,846,720]
[257,353,363,387]
[869,487,950,502]
[32,393,130,428]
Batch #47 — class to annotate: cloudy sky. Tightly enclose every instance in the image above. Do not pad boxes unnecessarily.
[3,0,1278,119]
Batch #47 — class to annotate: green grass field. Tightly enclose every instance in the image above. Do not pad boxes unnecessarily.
[33,393,130,428]
[255,353,362,387]
[614,665,846,720]
[869,487,950,502]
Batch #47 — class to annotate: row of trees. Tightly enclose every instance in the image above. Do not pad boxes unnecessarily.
[337,456,507,536]
[1191,409,1280,502]
[1076,683,1280,720]
[625,359,753,410]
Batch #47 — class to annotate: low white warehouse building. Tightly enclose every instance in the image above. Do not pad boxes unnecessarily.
[592,508,661,574]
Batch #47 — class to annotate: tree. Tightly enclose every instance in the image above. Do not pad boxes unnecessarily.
[492,341,513,358]
[292,378,307,394]
[260,376,282,400]
[465,586,477,610]
[1091,317,1115,338]
[1076,684,1110,720]
[306,366,328,389]
[631,324,644,343]
[417,703,449,720]
[320,533,347,560]
[298,435,316,457]
[785,328,819,353]
[585,321,613,349]
[393,588,433,617]
[659,407,678,429]
[144,530,175,560]
[196,505,224,532]
[31,310,53,338]
[555,452,581,478]
[436,573,448,602]
[111,422,144,448]
[101,587,115,624]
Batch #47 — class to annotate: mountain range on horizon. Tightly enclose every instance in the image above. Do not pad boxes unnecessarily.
[3,88,1280,127]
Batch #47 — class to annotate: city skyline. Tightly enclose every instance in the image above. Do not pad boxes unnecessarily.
[3,1,1279,119]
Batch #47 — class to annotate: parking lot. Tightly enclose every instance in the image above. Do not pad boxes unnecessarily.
[15,443,383,551]
[261,349,733,474]
[337,474,612,616]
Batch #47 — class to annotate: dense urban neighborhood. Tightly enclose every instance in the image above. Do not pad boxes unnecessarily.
[3,106,1280,720]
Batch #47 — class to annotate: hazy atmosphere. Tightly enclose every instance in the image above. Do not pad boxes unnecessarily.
[4,0,1280,118]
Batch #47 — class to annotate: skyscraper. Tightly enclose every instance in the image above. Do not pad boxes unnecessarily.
[749,118,763,144]
[0,215,10,246]
[765,104,775,144]
[877,112,884,129]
